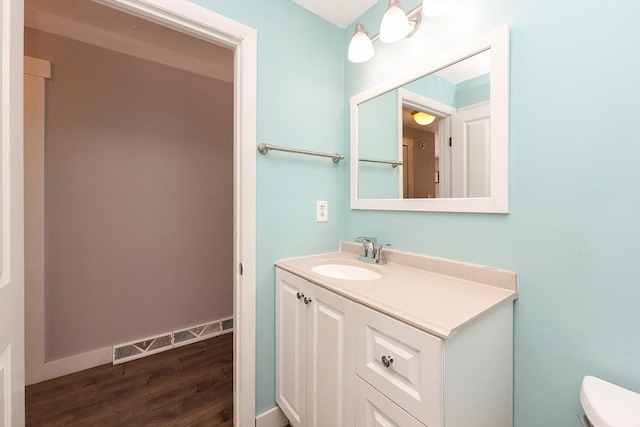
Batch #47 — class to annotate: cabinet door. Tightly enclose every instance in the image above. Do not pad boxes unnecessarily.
[306,283,354,427]
[276,269,308,427]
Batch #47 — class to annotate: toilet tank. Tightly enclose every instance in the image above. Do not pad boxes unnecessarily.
[580,376,640,427]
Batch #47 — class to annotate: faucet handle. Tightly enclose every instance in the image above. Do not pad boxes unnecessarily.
[374,243,391,264]
[355,236,377,260]
[355,236,377,245]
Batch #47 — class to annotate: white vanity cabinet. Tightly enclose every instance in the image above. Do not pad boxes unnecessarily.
[275,268,354,427]
[276,247,517,427]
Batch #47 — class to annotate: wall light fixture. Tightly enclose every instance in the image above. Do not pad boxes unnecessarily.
[380,0,420,43]
[348,23,375,63]
[348,0,458,63]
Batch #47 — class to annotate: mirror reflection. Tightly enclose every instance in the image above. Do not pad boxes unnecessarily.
[357,49,491,200]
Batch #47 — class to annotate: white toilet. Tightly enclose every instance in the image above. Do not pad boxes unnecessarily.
[580,375,640,427]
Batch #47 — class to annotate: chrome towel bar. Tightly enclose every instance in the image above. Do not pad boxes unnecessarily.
[358,157,403,168]
[257,143,344,163]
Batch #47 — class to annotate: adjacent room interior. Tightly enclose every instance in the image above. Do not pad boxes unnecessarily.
[23,0,236,423]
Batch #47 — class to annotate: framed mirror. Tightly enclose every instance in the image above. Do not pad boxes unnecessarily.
[350,25,510,213]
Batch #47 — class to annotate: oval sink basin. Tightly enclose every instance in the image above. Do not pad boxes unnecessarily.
[311,264,382,281]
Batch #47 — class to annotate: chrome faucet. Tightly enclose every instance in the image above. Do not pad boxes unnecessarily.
[355,237,389,265]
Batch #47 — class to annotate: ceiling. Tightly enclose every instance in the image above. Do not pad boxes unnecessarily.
[24,0,485,85]
[291,0,378,28]
[23,0,379,80]
[24,0,234,82]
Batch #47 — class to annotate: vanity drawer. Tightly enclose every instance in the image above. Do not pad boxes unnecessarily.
[355,376,425,427]
[354,304,443,427]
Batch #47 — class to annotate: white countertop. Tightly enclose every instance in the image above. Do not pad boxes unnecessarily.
[276,244,518,339]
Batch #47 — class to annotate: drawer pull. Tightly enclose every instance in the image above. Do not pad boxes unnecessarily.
[296,292,304,300]
[304,296,313,304]
[381,355,394,367]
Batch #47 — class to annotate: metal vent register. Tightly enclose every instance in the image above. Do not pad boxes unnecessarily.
[112,317,233,364]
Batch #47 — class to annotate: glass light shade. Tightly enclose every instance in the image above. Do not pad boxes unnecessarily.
[380,0,411,43]
[422,0,458,17]
[412,111,436,125]
[348,23,374,63]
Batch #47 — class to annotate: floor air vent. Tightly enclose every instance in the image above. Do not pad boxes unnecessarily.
[113,317,233,365]
[221,317,233,331]
[173,320,222,348]
[113,334,173,364]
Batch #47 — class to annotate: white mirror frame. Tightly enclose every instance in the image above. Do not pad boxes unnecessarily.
[350,24,510,213]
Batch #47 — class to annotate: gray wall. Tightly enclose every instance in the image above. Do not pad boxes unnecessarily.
[25,28,233,361]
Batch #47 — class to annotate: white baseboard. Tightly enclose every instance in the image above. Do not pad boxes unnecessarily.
[256,406,288,427]
[35,321,234,383]
[42,346,112,381]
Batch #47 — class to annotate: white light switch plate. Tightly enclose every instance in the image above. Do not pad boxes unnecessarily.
[316,201,328,222]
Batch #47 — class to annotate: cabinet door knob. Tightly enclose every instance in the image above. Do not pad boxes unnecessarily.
[296,292,304,300]
[304,296,313,304]
[381,355,394,367]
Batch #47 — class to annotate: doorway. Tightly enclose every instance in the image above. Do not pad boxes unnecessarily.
[4,1,257,425]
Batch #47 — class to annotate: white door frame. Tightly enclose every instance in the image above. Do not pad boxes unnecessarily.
[15,0,257,425]
[24,56,51,387]
[397,88,455,198]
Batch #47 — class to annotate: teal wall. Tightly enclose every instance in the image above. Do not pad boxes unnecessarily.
[192,1,640,425]
[455,73,490,108]
[404,72,456,106]
[190,0,345,414]
[344,1,640,427]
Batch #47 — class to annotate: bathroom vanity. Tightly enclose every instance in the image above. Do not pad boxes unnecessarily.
[275,242,518,427]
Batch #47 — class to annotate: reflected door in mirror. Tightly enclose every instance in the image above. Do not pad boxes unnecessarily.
[451,102,490,197]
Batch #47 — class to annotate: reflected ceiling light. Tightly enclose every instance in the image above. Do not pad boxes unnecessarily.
[422,0,458,18]
[412,111,436,125]
[348,23,375,63]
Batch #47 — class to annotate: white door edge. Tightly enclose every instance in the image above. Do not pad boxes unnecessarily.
[1,0,26,425]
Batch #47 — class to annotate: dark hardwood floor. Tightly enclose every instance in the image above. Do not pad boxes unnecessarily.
[26,332,233,426]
